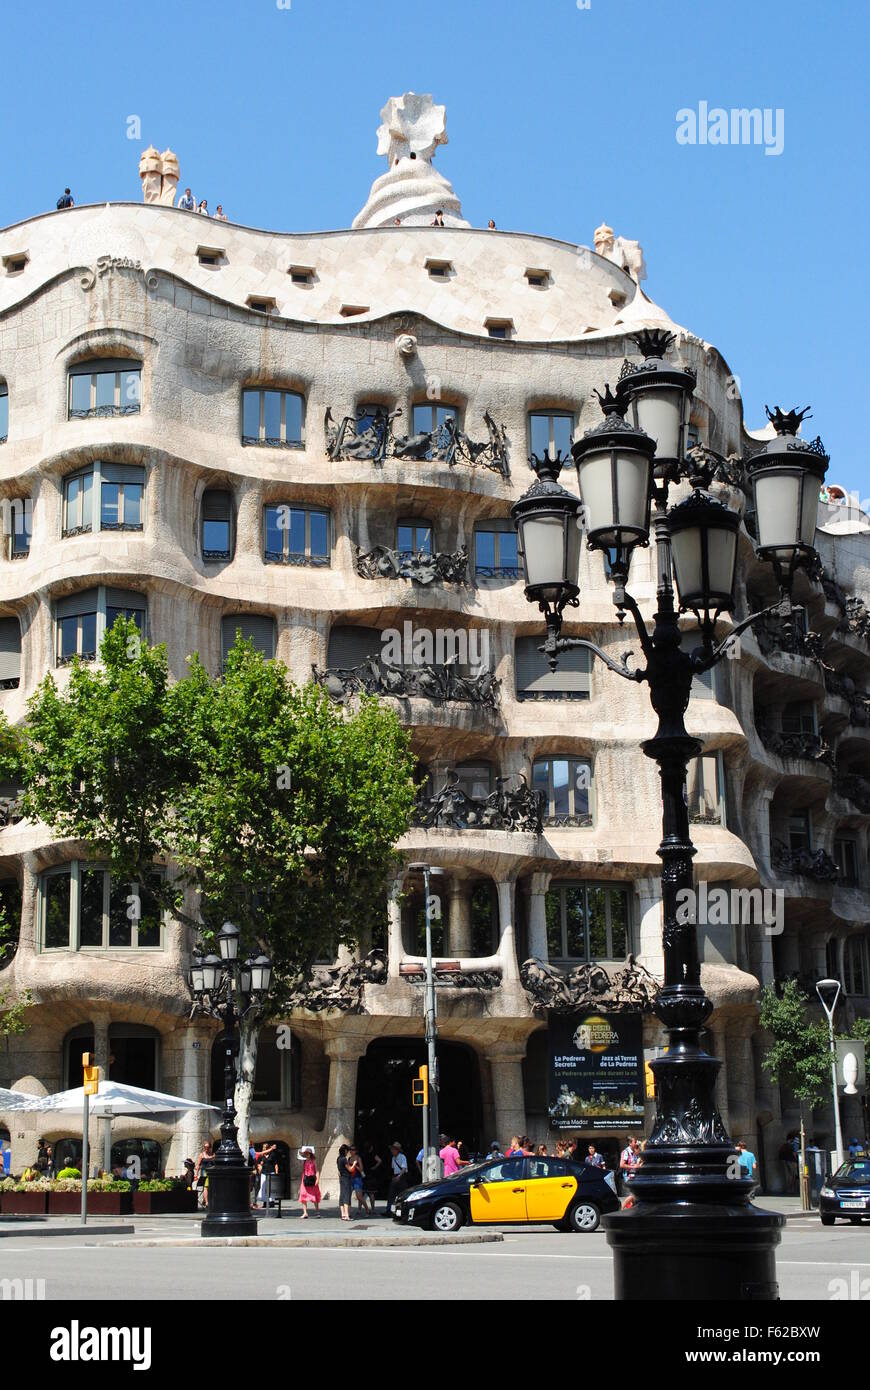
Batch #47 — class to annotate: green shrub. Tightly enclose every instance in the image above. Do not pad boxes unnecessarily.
[56,1166,81,1180]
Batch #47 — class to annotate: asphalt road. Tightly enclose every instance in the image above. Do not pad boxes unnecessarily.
[1,1215,868,1301]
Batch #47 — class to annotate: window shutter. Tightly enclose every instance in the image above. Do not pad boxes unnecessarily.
[515,636,589,695]
[105,587,146,611]
[68,358,142,376]
[327,625,382,669]
[202,489,232,521]
[56,588,100,620]
[222,614,275,662]
[0,618,20,682]
[101,463,145,486]
[473,518,515,535]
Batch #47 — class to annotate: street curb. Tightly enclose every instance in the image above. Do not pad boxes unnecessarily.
[0,1224,135,1239]
[97,1231,505,1249]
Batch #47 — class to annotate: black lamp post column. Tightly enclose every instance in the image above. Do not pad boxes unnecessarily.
[190,923,273,1239]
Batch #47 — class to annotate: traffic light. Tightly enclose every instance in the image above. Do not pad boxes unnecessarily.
[82,1052,100,1096]
[412,1065,429,1107]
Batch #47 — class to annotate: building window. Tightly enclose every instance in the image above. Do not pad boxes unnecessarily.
[412,402,456,434]
[679,633,716,700]
[515,636,590,700]
[202,488,234,561]
[786,808,812,854]
[241,388,304,448]
[826,936,840,982]
[196,244,224,266]
[0,385,7,443]
[782,701,817,736]
[485,318,513,338]
[425,258,453,278]
[397,520,433,558]
[264,505,330,565]
[524,267,551,287]
[68,359,141,419]
[845,936,868,996]
[55,587,145,666]
[474,520,520,579]
[327,625,381,670]
[532,757,593,826]
[339,304,368,317]
[62,463,144,536]
[40,864,164,951]
[288,265,315,285]
[245,295,277,314]
[528,410,574,460]
[545,881,631,962]
[687,753,725,825]
[210,1026,300,1105]
[471,881,498,955]
[834,834,859,887]
[0,617,21,690]
[6,498,31,557]
[221,614,276,668]
[454,763,493,801]
[2,254,27,275]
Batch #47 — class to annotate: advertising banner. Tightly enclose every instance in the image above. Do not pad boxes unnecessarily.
[548,1011,645,1131]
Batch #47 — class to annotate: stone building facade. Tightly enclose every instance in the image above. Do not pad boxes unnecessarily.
[0,105,867,1191]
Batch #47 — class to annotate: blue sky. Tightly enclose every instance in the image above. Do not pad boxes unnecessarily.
[1,0,866,492]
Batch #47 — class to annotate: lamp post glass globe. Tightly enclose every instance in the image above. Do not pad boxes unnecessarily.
[249,954,273,994]
[190,953,205,995]
[615,330,696,473]
[748,407,829,586]
[510,455,582,610]
[218,920,241,962]
[200,954,222,993]
[667,489,739,617]
[571,399,656,560]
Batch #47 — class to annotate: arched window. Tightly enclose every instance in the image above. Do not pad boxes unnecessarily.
[202,488,234,562]
[210,1026,300,1107]
[242,387,304,447]
[68,359,141,419]
[0,616,21,689]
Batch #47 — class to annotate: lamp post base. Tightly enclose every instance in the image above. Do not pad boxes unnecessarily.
[200,1161,258,1239]
[603,1202,785,1301]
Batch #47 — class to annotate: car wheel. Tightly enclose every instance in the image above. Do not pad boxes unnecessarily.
[567,1201,601,1233]
[431,1201,463,1234]
[820,1213,835,1226]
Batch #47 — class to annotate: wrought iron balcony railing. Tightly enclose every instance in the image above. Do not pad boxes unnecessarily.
[324,407,508,476]
[833,772,870,814]
[411,771,543,833]
[756,721,835,769]
[312,657,499,707]
[355,544,468,585]
[770,839,839,883]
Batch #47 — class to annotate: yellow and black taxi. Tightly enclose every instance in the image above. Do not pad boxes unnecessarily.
[392,1153,621,1233]
[820,1158,870,1224]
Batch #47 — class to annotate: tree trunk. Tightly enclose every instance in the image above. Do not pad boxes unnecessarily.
[235,1014,261,1159]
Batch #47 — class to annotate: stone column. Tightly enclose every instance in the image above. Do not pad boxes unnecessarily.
[485,1042,528,1145]
[172,1022,216,1171]
[708,1019,731,1135]
[527,872,552,960]
[321,1034,369,1197]
[447,881,472,957]
[726,1020,757,1145]
[496,878,520,982]
[387,875,404,980]
[635,875,663,978]
[92,1012,111,1177]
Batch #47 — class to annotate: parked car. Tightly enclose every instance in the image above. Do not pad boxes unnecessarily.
[392,1153,620,1233]
[820,1159,870,1224]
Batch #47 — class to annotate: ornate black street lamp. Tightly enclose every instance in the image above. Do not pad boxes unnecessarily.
[511,329,830,1300]
[189,921,273,1237]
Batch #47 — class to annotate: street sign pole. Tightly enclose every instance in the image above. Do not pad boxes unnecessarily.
[422,865,440,1181]
[81,1090,89,1226]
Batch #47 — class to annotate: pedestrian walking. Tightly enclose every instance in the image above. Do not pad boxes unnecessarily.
[735,1140,757,1185]
[56,188,74,209]
[346,1145,367,1215]
[255,1141,279,1208]
[363,1144,383,1212]
[297,1145,321,1218]
[585,1143,605,1169]
[337,1143,352,1222]
[178,187,195,211]
[386,1141,409,1215]
[194,1140,214,1208]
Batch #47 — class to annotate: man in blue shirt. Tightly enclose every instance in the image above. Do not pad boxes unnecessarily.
[177,187,196,211]
[736,1141,757,1184]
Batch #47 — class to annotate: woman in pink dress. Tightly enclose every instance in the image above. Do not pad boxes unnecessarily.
[297,1145,321,1218]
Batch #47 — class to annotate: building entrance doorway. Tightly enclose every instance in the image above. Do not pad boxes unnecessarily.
[355,1038,482,1176]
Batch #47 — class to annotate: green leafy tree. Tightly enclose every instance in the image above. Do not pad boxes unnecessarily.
[759,980,835,1115]
[18,622,416,1150]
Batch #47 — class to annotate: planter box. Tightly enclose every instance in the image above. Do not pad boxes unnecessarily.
[0,1191,49,1214]
[133,1190,198,1215]
[48,1191,133,1216]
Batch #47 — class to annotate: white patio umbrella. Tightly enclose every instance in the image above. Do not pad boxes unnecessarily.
[0,1086,46,1112]
[35,1080,218,1173]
